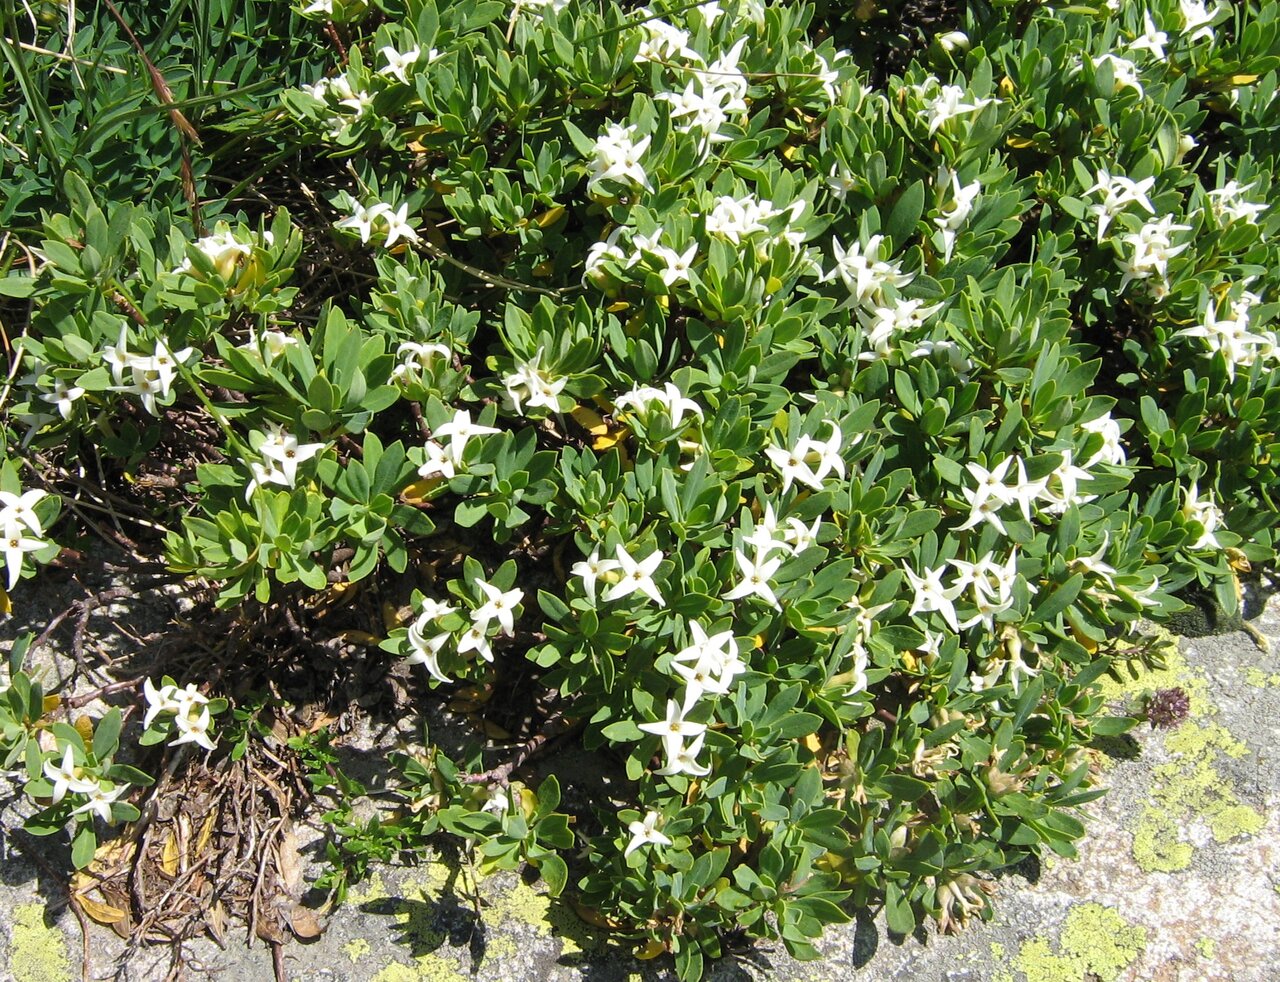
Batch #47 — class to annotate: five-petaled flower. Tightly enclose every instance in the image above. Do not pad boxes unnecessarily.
[604,544,666,606]
[638,696,707,761]
[472,580,524,636]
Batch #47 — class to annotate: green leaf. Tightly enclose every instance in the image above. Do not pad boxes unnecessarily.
[538,854,568,897]
[72,823,97,869]
[92,709,122,762]
[884,881,916,935]
[1032,573,1083,623]
[884,181,925,247]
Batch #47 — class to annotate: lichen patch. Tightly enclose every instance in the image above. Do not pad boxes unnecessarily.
[1012,903,1146,982]
[8,904,72,982]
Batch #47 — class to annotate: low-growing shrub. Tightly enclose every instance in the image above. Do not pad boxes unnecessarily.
[1,0,1277,976]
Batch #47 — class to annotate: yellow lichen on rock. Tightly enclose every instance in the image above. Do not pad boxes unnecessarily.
[1243,667,1280,688]
[480,873,602,956]
[1094,631,1210,714]
[1131,718,1266,871]
[1013,903,1146,982]
[1094,632,1267,872]
[8,904,72,982]
[344,938,372,963]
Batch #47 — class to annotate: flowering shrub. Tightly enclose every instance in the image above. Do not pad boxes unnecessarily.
[1,0,1277,976]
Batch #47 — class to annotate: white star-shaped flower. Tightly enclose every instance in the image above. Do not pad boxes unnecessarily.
[2,520,46,590]
[625,810,673,855]
[71,782,127,822]
[0,489,48,535]
[472,580,524,637]
[457,623,495,663]
[722,548,783,607]
[378,45,421,84]
[637,696,707,760]
[904,563,963,632]
[43,746,98,805]
[142,678,182,728]
[655,731,712,776]
[433,409,501,466]
[603,545,665,606]
[417,440,456,481]
[571,548,621,603]
[259,425,327,486]
[171,706,216,751]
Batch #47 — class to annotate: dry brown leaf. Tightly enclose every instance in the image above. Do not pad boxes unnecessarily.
[74,894,127,925]
[288,904,325,941]
[276,827,303,897]
[73,716,95,744]
[307,713,339,734]
[196,809,217,854]
[635,939,667,959]
[176,814,192,873]
[206,900,227,948]
[254,914,288,945]
[161,833,180,877]
[569,899,623,930]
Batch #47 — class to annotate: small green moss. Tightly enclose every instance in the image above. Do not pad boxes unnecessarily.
[1195,937,1216,959]
[8,904,72,982]
[1013,904,1145,982]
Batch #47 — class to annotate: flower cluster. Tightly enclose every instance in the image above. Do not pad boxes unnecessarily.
[1,487,53,591]
[143,678,218,751]
[337,200,421,249]
[404,575,525,681]
[10,0,1280,969]
[246,425,327,499]
[42,747,129,821]
[100,327,196,416]
[417,409,500,482]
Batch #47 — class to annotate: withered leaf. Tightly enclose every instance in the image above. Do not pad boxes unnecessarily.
[288,904,325,941]
[74,894,127,926]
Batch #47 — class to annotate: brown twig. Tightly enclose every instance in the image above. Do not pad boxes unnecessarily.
[110,291,148,328]
[461,712,583,786]
[65,677,145,708]
[323,22,349,63]
[99,0,204,231]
